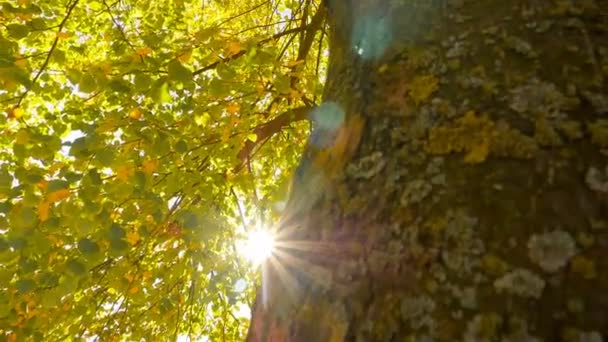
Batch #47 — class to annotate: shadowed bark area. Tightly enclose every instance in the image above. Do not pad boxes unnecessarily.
[248,0,608,341]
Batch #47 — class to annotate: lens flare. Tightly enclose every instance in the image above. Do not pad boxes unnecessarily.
[241,229,275,265]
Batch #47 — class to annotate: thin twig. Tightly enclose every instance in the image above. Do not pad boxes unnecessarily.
[16,0,80,106]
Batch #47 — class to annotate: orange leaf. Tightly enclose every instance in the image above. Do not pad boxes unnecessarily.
[47,189,70,203]
[38,201,50,222]
[126,231,140,245]
[142,160,158,174]
[226,103,240,115]
[129,108,143,120]
[115,165,133,181]
[135,47,153,57]
[36,180,48,191]
[226,41,242,56]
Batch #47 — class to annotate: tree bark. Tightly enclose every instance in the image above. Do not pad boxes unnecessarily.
[248,0,608,341]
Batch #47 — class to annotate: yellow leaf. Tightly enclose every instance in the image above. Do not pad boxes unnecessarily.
[129,108,143,120]
[97,63,112,75]
[56,31,71,39]
[142,159,158,174]
[124,273,135,282]
[226,103,239,115]
[47,189,70,203]
[136,47,153,57]
[15,129,29,145]
[14,57,28,69]
[7,107,24,120]
[246,133,258,142]
[221,127,231,142]
[115,165,133,181]
[177,50,192,63]
[289,89,302,101]
[37,201,50,222]
[226,41,242,56]
[126,231,140,245]
[142,271,152,280]
[129,286,139,295]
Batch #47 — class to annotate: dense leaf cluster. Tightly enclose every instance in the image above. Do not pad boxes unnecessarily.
[0,0,326,339]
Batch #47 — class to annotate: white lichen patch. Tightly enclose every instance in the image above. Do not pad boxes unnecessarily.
[585,165,608,193]
[400,295,436,329]
[527,230,577,272]
[504,36,538,58]
[346,151,386,179]
[400,179,432,206]
[509,79,567,117]
[463,313,502,342]
[494,268,545,298]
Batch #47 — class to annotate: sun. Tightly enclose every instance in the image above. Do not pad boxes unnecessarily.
[240,229,275,265]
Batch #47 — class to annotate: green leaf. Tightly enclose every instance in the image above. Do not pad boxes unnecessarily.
[273,74,291,94]
[7,24,29,39]
[66,259,87,275]
[79,73,97,93]
[30,18,47,30]
[179,211,198,230]
[167,59,192,83]
[95,149,115,166]
[16,278,36,293]
[109,223,126,239]
[174,140,188,153]
[78,238,100,255]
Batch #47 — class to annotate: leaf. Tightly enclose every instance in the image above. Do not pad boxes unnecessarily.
[16,278,36,293]
[167,59,192,83]
[115,165,134,181]
[7,24,29,39]
[126,231,140,245]
[226,41,242,56]
[37,201,50,222]
[66,259,86,275]
[135,47,153,56]
[179,211,198,230]
[247,133,258,142]
[226,103,240,115]
[79,73,97,93]
[77,238,100,255]
[142,159,158,174]
[47,189,70,203]
[273,74,291,94]
[129,108,143,120]
[7,106,24,120]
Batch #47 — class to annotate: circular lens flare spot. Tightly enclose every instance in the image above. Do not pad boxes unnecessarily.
[241,229,275,265]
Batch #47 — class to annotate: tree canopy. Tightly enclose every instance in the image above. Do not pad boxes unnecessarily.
[0,0,328,340]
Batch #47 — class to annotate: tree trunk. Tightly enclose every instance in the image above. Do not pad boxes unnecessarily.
[248,0,608,340]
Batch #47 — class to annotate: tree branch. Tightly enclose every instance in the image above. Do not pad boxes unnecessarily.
[192,27,304,76]
[16,0,80,106]
[234,106,312,173]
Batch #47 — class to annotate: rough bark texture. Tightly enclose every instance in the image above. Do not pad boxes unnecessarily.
[248,0,608,341]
